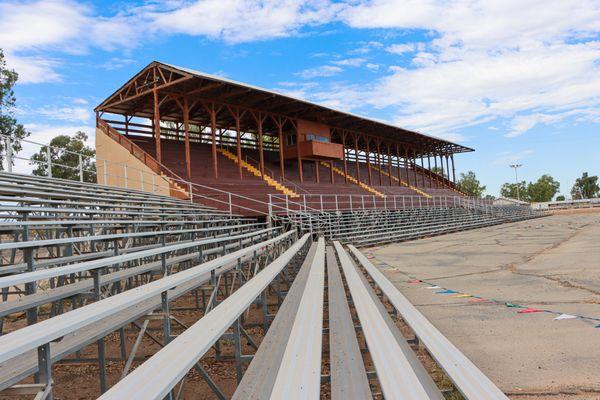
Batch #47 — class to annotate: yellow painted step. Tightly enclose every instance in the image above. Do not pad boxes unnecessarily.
[217,148,299,197]
[320,162,384,198]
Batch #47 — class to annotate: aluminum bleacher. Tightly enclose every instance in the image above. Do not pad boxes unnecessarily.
[0,170,518,399]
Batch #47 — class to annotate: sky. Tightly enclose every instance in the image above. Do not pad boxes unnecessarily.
[1,0,599,197]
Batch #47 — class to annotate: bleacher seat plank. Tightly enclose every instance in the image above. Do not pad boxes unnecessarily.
[269,237,325,399]
[326,246,372,400]
[232,242,318,400]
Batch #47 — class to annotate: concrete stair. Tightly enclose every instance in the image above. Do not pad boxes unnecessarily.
[370,164,432,198]
[320,162,384,198]
[218,148,299,197]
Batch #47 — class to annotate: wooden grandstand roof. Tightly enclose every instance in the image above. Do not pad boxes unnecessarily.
[96,61,473,156]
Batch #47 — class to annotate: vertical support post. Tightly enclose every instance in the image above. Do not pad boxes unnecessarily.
[434,154,439,188]
[451,154,457,186]
[153,88,162,162]
[123,164,128,189]
[420,156,426,187]
[257,113,265,177]
[427,156,433,188]
[366,137,372,186]
[46,146,52,178]
[376,142,382,185]
[277,117,285,180]
[183,97,191,179]
[295,120,303,182]
[342,131,348,184]
[439,153,445,187]
[5,136,13,173]
[210,103,218,179]
[93,269,107,394]
[353,133,361,183]
[236,109,243,180]
[330,161,335,184]
[315,161,320,183]
[396,145,402,186]
[37,343,53,400]
[78,154,83,182]
[412,149,418,188]
[446,155,451,186]
[387,145,393,186]
[404,148,410,186]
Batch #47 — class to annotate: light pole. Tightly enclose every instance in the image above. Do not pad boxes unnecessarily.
[509,163,523,201]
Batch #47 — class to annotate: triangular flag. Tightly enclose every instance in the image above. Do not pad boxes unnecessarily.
[451,294,472,298]
[426,286,441,289]
[517,308,543,314]
[505,302,520,308]
[468,298,488,303]
[436,289,457,294]
[595,324,600,329]
[554,313,577,321]
[407,279,422,284]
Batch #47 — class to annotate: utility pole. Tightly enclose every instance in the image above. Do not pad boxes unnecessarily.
[509,163,523,201]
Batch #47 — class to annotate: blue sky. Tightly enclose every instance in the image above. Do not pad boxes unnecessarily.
[2,0,599,197]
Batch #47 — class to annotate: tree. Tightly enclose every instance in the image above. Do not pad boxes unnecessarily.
[500,181,528,201]
[31,131,96,182]
[430,166,447,178]
[457,171,486,197]
[571,172,599,199]
[0,48,30,170]
[556,195,565,201]
[527,174,560,202]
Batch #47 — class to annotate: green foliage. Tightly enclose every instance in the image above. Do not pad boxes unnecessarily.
[0,48,30,170]
[556,195,565,201]
[31,131,96,182]
[500,181,528,201]
[457,171,486,197]
[500,174,560,202]
[527,174,560,202]
[430,166,447,178]
[571,172,599,199]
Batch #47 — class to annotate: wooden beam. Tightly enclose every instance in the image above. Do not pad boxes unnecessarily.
[153,88,161,162]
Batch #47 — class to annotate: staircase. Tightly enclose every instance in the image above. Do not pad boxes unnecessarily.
[218,148,299,197]
[370,165,432,198]
[320,162,384,198]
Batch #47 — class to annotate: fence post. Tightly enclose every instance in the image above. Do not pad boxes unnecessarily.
[320,194,324,212]
[152,174,156,193]
[393,195,397,210]
[349,195,353,212]
[78,154,83,182]
[361,196,365,210]
[228,193,232,214]
[123,164,128,189]
[335,195,339,212]
[4,137,12,173]
[46,146,52,178]
[140,171,145,191]
[189,182,193,203]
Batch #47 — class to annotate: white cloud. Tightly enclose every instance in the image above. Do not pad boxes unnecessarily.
[334,0,600,137]
[150,0,340,43]
[37,105,91,123]
[331,57,366,67]
[386,43,417,55]
[492,150,534,166]
[296,65,343,79]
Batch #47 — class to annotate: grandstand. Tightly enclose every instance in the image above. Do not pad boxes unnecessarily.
[0,61,548,399]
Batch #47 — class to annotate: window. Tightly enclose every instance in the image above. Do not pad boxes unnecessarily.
[305,133,330,143]
[286,134,296,146]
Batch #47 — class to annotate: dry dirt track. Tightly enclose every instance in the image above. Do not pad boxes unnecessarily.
[368,213,600,399]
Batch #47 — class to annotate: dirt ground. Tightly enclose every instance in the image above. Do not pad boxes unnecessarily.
[367,212,600,399]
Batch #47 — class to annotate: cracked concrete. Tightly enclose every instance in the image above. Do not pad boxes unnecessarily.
[369,213,600,398]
